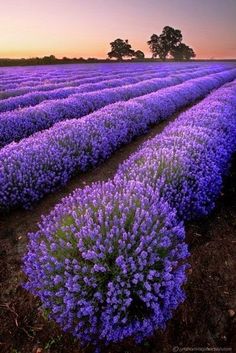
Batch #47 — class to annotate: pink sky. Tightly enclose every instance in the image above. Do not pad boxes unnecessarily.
[0,0,235,59]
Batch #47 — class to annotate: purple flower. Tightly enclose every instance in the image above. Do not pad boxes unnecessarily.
[23,180,188,345]
[0,64,222,147]
[1,67,236,209]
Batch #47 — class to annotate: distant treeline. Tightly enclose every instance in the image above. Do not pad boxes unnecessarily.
[0,26,235,67]
[0,55,167,67]
[0,56,106,67]
[0,56,235,68]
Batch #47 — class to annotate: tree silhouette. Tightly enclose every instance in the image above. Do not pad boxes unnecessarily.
[160,26,182,60]
[147,34,159,59]
[134,50,145,59]
[170,43,196,60]
[108,39,135,60]
[147,26,195,61]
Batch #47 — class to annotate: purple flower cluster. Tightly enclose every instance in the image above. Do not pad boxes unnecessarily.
[116,79,236,219]
[23,76,236,347]
[0,70,107,92]
[24,179,188,344]
[1,69,236,209]
[0,64,180,99]
[0,65,194,113]
[0,66,230,147]
[1,64,159,89]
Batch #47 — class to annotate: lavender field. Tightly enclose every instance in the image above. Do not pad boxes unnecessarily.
[1,62,236,353]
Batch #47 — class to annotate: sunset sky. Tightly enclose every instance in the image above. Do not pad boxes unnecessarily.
[0,0,235,59]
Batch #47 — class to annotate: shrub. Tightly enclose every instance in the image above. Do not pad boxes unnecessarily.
[24,180,188,344]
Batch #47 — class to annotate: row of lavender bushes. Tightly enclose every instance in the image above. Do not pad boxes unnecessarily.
[23,79,236,348]
[0,66,230,147]
[1,68,236,209]
[0,66,164,92]
[0,64,168,84]
[0,65,197,113]
[0,70,113,91]
[0,70,102,89]
[0,62,200,86]
[0,64,108,79]
[0,64,182,98]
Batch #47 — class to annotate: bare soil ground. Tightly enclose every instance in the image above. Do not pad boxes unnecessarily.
[0,107,235,353]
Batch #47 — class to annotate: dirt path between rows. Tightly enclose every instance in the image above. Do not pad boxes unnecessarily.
[0,102,235,353]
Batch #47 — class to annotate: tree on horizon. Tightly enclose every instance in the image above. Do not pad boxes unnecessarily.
[134,50,145,60]
[170,43,196,60]
[108,39,135,60]
[148,26,195,61]
[107,39,145,61]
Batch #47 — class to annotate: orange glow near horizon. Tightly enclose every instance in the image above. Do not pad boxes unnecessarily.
[0,0,235,60]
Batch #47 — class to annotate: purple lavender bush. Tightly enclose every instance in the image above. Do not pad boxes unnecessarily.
[116,79,236,219]
[0,65,229,147]
[1,69,236,210]
[0,64,175,99]
[23,76,236,348]
[0,70,235,209]
[0,65,192,113]
[24,180,188,345]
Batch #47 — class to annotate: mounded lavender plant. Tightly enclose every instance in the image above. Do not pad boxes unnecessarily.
[24,180,188,344]
[116,80,236,219]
